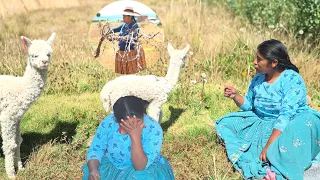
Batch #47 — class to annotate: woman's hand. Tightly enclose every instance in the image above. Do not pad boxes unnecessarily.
[89,169,100,180]
[106,36,111,41]
[123,115,148,170]
[260,147,268,162]
[260,129,282,162]
[120,115,145,142]
[224,86,238,99]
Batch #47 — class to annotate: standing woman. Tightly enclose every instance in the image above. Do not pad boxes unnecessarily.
[215,39,320,180]
[94,7,146,74]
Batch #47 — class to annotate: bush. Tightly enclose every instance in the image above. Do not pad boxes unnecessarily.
[228,0,295,27]
[294,0,320,40]
[223,0,320,43]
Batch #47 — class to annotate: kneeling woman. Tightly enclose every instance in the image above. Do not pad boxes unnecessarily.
[82,96,174,180]
[215,39,320,180]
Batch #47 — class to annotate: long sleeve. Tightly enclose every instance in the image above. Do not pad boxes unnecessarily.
[121,23,139,37]
[239,75,259,111]
[111,24,123,33]
[142,117,163,169]
[273,72,307,131]
[114,22,139,50]
[86,115,112,163]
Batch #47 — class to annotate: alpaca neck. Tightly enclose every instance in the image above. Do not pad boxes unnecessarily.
[22,60,47,96]
[165,58,181,86]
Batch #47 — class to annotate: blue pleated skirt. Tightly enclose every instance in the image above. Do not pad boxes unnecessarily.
[215,110,320,180]
[82,155,175,180]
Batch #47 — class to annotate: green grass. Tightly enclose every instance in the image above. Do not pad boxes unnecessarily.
[0,93,104,179]
[0,85,243,179]
[0,0,319,179]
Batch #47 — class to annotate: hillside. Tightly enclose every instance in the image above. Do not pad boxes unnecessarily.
[0,0,86,17]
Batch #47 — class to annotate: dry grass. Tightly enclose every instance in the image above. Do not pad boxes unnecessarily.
[0,0,319,179]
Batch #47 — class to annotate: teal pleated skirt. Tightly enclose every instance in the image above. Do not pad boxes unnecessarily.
[215,110,320,180]
[82,155,175,180]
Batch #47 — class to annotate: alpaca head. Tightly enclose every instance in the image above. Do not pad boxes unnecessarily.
[21,32,56,70]
[167,43,190,68]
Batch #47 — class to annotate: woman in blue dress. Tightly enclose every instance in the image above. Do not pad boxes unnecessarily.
[215,39,320,180]
[82,96,174,180]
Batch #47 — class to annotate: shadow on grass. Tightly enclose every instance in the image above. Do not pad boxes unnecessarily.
[161,106,185,132]
[0,120,79,164]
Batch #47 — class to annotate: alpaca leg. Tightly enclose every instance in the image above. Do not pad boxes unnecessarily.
[1,117,18,178]
[15,122,24,170]
[148,99,166,122]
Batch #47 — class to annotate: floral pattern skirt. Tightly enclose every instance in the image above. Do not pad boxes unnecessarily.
[215,110,320,180]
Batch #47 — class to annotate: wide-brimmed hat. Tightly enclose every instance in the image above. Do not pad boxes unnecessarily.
[122,6,140,16]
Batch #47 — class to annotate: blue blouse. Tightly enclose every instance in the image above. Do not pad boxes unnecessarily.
[111,21,139,51]
[240,69,311,132]
[86,114,164,170]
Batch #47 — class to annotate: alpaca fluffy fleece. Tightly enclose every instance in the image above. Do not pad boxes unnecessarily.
[0,32,56,179]
[100,43,190,122]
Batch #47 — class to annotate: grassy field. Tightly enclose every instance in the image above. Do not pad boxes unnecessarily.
[0,0,319,179]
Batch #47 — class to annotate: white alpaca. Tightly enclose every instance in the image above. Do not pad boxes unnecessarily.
[0,33,56,178]
[100,43,190,122]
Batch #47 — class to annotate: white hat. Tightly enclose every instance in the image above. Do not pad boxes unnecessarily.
[122,6,140,16]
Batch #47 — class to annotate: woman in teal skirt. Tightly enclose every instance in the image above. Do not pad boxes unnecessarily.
[82,96,174,180]
[215,39,320,180]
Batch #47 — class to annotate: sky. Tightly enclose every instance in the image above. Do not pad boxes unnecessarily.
[97,0,157,18]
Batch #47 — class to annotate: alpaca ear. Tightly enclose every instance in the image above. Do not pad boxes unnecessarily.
[20,36,32,53]
[47,32,56,45]
[167,43,174,55]
[183,44,190,54]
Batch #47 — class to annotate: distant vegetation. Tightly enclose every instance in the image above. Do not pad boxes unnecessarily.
[219,0,320,44]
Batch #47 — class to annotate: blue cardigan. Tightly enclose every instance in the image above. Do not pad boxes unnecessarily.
[111,21,139,51]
